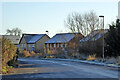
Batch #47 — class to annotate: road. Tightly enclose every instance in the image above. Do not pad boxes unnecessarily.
[1,58,119,80]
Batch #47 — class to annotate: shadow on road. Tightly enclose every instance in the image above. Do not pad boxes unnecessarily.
[2,74,119,80]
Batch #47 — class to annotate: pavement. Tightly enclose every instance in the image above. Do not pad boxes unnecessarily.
[43,58,119,68]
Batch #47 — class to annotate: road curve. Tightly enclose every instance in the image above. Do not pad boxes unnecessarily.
[1,58,119,80]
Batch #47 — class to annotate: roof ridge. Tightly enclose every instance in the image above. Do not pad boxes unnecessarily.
[45,33,76,43]
[2,35,20,36]
[23,33,46,35]
[56,33,81,35]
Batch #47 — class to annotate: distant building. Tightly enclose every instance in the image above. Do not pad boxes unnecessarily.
[1,35,20,48]
[118,1,120,19]
[19,34,50,53]
[45,33,83,54]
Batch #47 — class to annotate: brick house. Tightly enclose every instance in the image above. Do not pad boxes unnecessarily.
[80,29,108,56]
[45,33,83,54]
[19,34,50,53]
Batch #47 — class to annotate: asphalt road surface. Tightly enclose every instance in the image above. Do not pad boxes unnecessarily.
[1,58,120,80]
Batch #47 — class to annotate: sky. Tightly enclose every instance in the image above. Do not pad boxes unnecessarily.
[1,0,119,37]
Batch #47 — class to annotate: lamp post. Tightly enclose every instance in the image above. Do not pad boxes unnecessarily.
[46,30,49,35]
[45,30,49,57]
[99,15,104,62]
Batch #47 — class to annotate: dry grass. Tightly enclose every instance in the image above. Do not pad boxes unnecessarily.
[87,54,96,61]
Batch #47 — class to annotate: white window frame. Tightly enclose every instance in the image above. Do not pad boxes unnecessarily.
[47,44,49,47]
[54,44,56,48]
[57,44,59,48]
[32,44,35,47]
[61,44,63,48]
[65,44,67,47]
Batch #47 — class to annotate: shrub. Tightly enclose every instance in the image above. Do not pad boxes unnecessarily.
[87,54,96,61]
[19,49,38,58]
[30,51,35,56]
[46,55,54,58]
[2,37,17,73]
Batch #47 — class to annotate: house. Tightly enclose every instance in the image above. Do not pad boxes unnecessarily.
[1,35,21,48]
[45,33,83,54]
[80,29,108,42]
[79,29,108,56]
[19,34,50,53]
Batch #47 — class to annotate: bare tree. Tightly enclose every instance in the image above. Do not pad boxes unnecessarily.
[65,11,100,36]
[6,29,14,35]
[6,27,22,36]
[13,28,22,36]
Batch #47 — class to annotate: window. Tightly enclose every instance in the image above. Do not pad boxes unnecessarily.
[16,39,19,40]
[47,44,49,47]
[61,44,63,48]
[54,44,56,48]
[32,44,35,47]
[57,44,59,47]
[65,44,67,47]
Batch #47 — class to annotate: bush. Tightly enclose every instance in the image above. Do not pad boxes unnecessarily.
[19,49,38,58]
[30,51,35,56]
[46,56,54,58]
[2,37,18,73]
[87,54,96,61]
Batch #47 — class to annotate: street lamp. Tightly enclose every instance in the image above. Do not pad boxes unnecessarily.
[46,30,49,35]
[45,30,49,57]
[99,15,104,62]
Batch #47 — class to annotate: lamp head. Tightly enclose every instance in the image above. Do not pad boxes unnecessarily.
[99,16,104,17]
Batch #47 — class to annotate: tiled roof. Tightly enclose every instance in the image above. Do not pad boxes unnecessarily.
[2,35,20,44]
[91,30,108,41]
[24,34,45,43]
[80,29,108,42]
[45,33,75,43]
[91,33,103,41]
[80,31,97,42]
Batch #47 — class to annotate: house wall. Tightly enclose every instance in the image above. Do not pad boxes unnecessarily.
[35,35,50,53]
[19,37,27,50]
[68,33,83,49]
[27,44,35,51]
[45,43,67,54]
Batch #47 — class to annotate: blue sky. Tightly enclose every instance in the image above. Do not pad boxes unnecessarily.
[2,1,118,37]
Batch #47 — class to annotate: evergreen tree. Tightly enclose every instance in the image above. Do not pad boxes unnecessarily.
[105,19,120,57]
